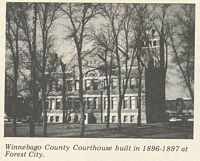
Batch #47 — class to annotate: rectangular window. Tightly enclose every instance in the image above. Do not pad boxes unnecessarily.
[67,80,73,91]
[52,82,56,91]
[104,116,107,123]
[112,78,117,89]
[75,80,79,91]
[56,99,61,110]
[56,116,59,122]
[130,78,136,89]
[104,98,108,110]
[93,79,98,90]
[104,79,107,90]
[111,97,117,110]
[46,99,49,109]
[124,115,128,123]
[68,98,73,109]
[130,116,134,122]
[74,98,79,109]
[123,78,127,87]
[87,98,92,109]
[50,116,53,123]
[85,80,91,90]
[48,82,52,91]
[153,40,157,46]
[130,97,136,109]
[112,116,116,123]
[123,97,128,109]
[50,99,55,110]
[94,97,98,109]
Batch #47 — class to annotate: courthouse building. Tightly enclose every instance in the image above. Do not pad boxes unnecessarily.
[44,29,162,124]
[45,64,146,124]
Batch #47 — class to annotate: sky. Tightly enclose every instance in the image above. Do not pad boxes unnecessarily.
[23,3,193,100]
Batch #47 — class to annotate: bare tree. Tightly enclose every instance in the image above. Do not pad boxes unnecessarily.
[134,4,170,123]
[61,3,101,137]
[37,3,60,136]
[60,59,67,123]
[92,27,115,128]
[102,4,138,132]
[6,3,22,136]
[169,5,194,102]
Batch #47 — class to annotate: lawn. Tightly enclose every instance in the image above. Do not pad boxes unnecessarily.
[4,122,193,139]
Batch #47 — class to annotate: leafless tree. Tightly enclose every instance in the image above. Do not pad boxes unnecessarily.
[60,59,67,123]
[102,4,138,132]
[37,3,61,136]
[91,27,115,128]
[6,3,22,136]
[60,3,101,137]
[169,5,194,102]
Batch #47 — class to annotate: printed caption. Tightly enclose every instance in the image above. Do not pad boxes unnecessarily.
[5,144,189,158]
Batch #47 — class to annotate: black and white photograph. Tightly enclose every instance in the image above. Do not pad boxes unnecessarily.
[4,2,195,139]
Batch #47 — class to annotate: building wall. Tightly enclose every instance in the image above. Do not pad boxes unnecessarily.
[46,92,146,124]
[45,55,146,124]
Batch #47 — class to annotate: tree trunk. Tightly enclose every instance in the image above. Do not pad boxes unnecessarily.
[117,96,123,133]
[61,62,67,123]
[137,54,142,126]
[42,86,47,136]
[29,3,37,137]
[100,91,103,123]
[106,77,111,128]
[12,64,18,136]
[78,57,84,137]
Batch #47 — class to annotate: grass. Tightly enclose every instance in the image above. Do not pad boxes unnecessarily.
[4,122,193,139]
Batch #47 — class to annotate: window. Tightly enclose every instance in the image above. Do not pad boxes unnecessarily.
[50,116,53,123]
[124,115,128,123]
[74,98,79,109]
[74,115,79,122]
[153,40,157,46]
[75,80,79,91]
[130,116,134,122]
[46,99,49,109]
[94,97,98,109]
[93,79,98,90]
[85,80,91,90]
[112,116,116,123]
[111,97,117,110]
[57,80,62,91]
[87,98,92,109]
[67,80,73,91]
[104,98,108,110]
[104,116,107,123]
[123,78,127,87]
[52,82,56,91]
[68,98,73,109]
[48,82,52,91]
[130,78,136,89]
[50,99,55,110]
[112,78,117,89]
[130,97,136,109]
[56,116,59,122]
[104,79,107,89]
[123,98,128,109]
[56,99,61,110]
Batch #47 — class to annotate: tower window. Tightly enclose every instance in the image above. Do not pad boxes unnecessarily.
[153,40,157,46]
